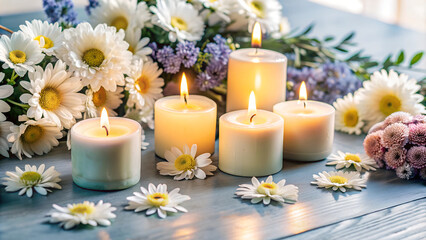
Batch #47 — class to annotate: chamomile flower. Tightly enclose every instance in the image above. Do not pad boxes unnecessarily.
[311,171,367,192]
[326,151,378,172]
[124,28,152,61]
[125,60,164,109]
[198,0,234,24]
[357,70,425,128]
[150,0,205,42]
[85,87,123,118]
[48,200,116,229]
[125,183,190,219]
[0,74,14,121]
[235,0,282,33]
[19,60,86,129]
[19,20,63,56]
[0,121,13,157]
[157,144,217,180]
[0,31,44,77]
[90,0,151,31]
[57,22,132,92]
[333,93,364,135]
[235,176,299,205]
[7,118,62,160]
[2,164,61,197]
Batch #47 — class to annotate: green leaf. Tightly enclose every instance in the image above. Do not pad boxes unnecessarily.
[395,51,404,65]
[334,46,348,53]
[324,36,334,42]
[341,32,355,44]
[362,61,379,68]
[409,52,423,66]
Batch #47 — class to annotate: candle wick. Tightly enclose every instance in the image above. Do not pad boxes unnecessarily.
[255,48,258,54]
[102,126,109,136]
[250,114,256,123]
[303,101,306,109]
[184,94,188,105]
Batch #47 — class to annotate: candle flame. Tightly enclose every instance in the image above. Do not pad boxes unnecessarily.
[100,108,110,136]
[248,91,257,122]
[299,81,308,108]
[251,22,262,48]
[180,72,189,104]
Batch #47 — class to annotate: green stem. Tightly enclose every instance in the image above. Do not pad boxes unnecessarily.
[6,99,29,109]
[7,70,19,85]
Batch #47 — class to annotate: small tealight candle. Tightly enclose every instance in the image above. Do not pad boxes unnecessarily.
[219,91,284,177]
[155,73,217,158]
[71,108,142,190]
[273,82,335,161]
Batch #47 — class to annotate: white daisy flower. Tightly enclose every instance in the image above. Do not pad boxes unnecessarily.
[125,28,152,61]
[333,93,364,135]
[235,176,298,205]
[125,183,190,219]
[235,0,282,33]
[2,164,61,197]
[157,144,217,180]
[57,22,132,92]
[19,20,63,56]
[0,74,14,121]
[311,171,367,192]
[90,0,151,31]
[7,118,62,160]
[124,106,154,130]
[150,0,205,42]
[271,17,291,39]
[19,60,85,129]
[326,151,378,172]
[85,87,123,118]
[48,200,116,229]
[125,60,164,109]
[0,121,13,157]
[0,31,44,77]
[198,0,234,24]
[357,69,425,128]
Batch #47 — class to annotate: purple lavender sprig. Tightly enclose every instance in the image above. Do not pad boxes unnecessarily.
[42,0,78,25]
[86,0,100,15]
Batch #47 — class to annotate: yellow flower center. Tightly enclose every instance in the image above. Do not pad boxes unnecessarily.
[9,50,26,64]
[92,87,107,108]
[209,0,218,2]
[344,153,361,162]
[34,35,54,49]
[328,176,348,184]
[174,154,196,171]
[128,45,135,54]
[147,193,170,207]
[39,87,61,111]
[171,17,188,31]
[135,75,150,94]
[379,94,401,116]
[343,108,359,127]
[70,203,95,215]
[250,1,265,18]
[20,171,42,184]
[257,182,278,195]
[111,16,128,31]
[82,48,105,68]
[22,125,43,144]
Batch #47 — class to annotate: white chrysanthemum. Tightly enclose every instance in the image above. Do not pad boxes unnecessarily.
[126,60,164,109]
[49,200,116,230]
[2,164,61,197]
[19,60,85,129]
[157,144,217,180]
[57,22,132,92]
[271,17,291,39]
[0,121,13,157]
[124,106,154,130]
[125,28,152,61]
[85,87,123,118]
[234,0,282,33]
[0,32,44,77]
[311,171,367,192]
[198,0,234,24]
[235,176,298,205]
[357,70,425,128]
[326,151,378,172]
[90,0,151,31]
[125,183,190,219]
[19,20,63,56]
[150,0,205,42]
[7,118,62,160]
[333,93,364,135]
[0,73,13,121]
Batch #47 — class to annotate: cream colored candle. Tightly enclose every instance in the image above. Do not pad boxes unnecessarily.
[155,73,217,158]
[71,109,141,190]
[219,92,284,177]
[273,82,335,161]
[226,22,287,112]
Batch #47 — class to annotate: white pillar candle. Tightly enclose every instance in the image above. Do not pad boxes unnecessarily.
[219,92,284,177]
[155,73,217,159]
[71,109,141,190]
[226,22,287,112]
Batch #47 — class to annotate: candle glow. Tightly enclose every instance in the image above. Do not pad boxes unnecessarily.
[180,72,189,104]
[251,22,262,48]
[248,91,257,123]
[100,108,110,136]
[299,81,308,108]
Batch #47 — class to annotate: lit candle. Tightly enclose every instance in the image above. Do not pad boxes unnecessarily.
[70,108,142,190]
[273,82,335,161]
[226,22,287,112]
[219,91,284,176]
[155,73,217,158]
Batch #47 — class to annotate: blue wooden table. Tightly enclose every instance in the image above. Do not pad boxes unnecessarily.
[1,1,425,240]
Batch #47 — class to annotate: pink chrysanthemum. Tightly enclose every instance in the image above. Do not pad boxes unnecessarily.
[381,123,409,148]
[368,122,386,134]
[406,146,426,169]
[411,115,426,125]
[384,147,407,169]
[408,123,426,146]
[383,112,412,127]
[364,130,384,161]
[395,163,416,180]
